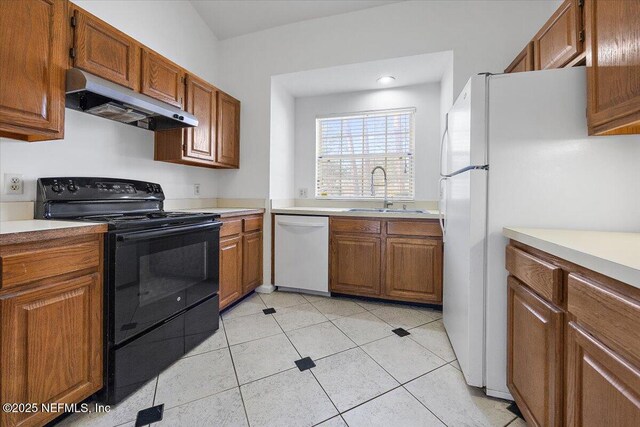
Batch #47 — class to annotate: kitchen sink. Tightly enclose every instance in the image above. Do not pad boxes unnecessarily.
[347,208,427,214]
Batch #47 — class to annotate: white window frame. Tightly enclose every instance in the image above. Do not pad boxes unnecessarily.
[315,107,416,201]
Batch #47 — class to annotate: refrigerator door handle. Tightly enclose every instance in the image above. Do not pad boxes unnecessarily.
[439,113,449,177]
[438,177,447,242]
[442,164,488,178]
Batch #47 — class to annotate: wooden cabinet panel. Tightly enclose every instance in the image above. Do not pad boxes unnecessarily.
[220,219,242,238]
[506,245,562,305]
[184,75,216,161]
[219,236,243,310]
[0,0,66,141]
[243,216,263,233]
[216,92,240,168]
[384,237,442,304]
[0,273,102,427]
[242,232,263,293]
[533,0,582,70]
[73,8,140,90]
[141,48,185,108]
[331,218,381,234]
[507,276,564,427]
[586,0,640,135]
[386,219,441,237]
[566,321,640,427]
[505,42,535,73]
[330,234,381,296]
[567,273,640,363]
[0,239,100,290]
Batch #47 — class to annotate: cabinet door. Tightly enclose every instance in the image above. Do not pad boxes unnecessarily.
[566,321,640,427]
[586,0,640,135]
[219,235,243,310]
[141,48,185,108]
[507,276,564,427]
[533,0,583,70]
[242,231,263,293]
[216,92,240,168]
[0,0,66,141]
[505,42,535,73]
[384,237,442,304]
[184,75,216,161]
[73,8,140,90]
[330,234,381,296]
[0,274,102,427]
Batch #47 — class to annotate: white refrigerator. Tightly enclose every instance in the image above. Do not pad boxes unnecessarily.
[440,66,640,399]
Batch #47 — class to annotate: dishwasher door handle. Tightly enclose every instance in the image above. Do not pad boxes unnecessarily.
[277,221,326,228]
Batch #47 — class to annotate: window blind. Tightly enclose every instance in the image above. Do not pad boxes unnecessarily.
[316,108,415,200]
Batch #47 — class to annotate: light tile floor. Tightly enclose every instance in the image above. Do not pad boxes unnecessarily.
[58,291,527,427]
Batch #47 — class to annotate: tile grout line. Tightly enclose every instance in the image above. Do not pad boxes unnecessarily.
[220,316,252,427]
[271,306,343,421]
[402,383,450,426]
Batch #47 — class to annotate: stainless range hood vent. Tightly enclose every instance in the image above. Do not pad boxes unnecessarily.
[65,68,198,131]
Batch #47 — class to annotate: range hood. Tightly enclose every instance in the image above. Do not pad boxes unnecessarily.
[65,68,197,131]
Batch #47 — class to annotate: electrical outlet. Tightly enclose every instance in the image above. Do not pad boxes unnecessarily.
[4,174,23,195]
[298,188,308,198]
[193,183,201,196]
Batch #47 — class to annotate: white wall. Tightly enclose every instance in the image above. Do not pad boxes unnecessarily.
[294,83,441,202]
[215,0,561,199]
[0,0,221,202]
[269,81,296,200]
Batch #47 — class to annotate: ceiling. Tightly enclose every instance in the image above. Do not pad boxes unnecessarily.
[190,0,403,40]
[273,51,453,98]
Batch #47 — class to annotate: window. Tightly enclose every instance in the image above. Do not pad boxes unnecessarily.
[316,108,415,200]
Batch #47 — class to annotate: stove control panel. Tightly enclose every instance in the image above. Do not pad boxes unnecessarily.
[36,177,165,201]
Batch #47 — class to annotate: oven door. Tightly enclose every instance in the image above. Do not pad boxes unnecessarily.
[111,221,220,345]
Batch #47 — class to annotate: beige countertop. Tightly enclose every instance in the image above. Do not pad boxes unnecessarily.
[0,220,107,245]
[503,227,640,289]
[180,207,265,218]
[272,206,440,219]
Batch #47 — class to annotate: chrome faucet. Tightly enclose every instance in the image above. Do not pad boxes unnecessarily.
[370,166,393,209]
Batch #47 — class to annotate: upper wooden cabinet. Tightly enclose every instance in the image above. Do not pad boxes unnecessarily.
[72,7,140,91]
[155,78,240,169]
[505,42,534,74]
[533,0,584,70]
[141,48,185,108]
[216,92,241,168]
[0,0,67,141]
[585,0,640,135]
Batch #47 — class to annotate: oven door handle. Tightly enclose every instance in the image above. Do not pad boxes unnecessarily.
[116,222,219,242]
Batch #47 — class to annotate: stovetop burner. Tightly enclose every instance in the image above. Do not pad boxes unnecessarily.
[35,177,220,231]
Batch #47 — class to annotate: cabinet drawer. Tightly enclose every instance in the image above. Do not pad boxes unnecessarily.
[506,245,562,304]
[243,216,263,232]
[387,220,442,237]
[331,218,381,234]
[567,273,640,362]
[220,219,242,238]
[0,240,100,289]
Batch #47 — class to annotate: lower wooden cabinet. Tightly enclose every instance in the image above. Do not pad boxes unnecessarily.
[242,231,263,293]
[385,237,442,303]
[329,217,443,304]
[507,276,563,427]
[506,241,640,427]
[218,214,264,310]
[219,235,243,309]
[0,232,104,427]
[330,234,382,297]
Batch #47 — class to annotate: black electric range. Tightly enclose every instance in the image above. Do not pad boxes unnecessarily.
[35,177,222,404]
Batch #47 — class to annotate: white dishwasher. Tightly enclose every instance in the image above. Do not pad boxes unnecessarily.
[275,215,329,294]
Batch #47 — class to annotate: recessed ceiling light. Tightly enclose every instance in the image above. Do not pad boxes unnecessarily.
[377,76,396,84]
